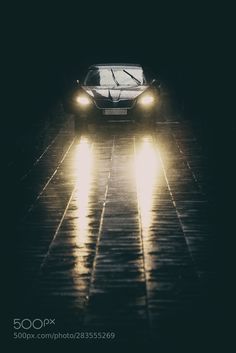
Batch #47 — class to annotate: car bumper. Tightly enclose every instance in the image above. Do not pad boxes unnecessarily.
[74,104,157,123]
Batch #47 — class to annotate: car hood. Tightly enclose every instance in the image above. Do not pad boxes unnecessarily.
[81,85,149,101]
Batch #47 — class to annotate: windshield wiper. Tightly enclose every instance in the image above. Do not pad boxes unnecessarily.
[123,70,141,85]
[111,69,120,86]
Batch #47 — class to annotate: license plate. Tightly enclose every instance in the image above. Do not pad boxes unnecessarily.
[103,109,127,115]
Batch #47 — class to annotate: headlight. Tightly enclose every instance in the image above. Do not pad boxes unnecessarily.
[76,95,91,106]
[138,94,155,106]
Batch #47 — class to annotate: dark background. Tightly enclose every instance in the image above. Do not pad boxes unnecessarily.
[7,2,231,129]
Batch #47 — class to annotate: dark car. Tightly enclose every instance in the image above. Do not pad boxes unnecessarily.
[66,63,162,130]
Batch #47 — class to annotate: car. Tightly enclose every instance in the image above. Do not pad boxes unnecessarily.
[65,63,162,131]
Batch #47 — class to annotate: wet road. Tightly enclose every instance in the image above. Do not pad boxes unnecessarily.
[10,116,218,348]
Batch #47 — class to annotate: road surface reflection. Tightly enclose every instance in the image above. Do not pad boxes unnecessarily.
[74,137,94,247]
[134,136,161,237]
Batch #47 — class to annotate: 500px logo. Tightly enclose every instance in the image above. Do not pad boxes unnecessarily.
[13,318,56,330]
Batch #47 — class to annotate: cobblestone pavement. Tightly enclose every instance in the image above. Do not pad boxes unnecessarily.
[10,116,220,350]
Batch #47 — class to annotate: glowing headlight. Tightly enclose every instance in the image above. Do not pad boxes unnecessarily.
[139,95,155,106]
[76,95,91,106]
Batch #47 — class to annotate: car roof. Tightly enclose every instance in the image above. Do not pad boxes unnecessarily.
[89,63,142,69]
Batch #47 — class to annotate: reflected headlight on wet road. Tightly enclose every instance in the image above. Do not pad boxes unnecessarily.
[138,94,155,106]
[76,95,91,106]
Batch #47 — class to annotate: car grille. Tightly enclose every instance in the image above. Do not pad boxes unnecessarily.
[94,99,135,109]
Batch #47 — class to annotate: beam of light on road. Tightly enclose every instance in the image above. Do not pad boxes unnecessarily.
[74,137,93,247]
[134,137,161,238]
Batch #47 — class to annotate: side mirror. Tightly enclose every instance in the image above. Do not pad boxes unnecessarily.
[151,78,162,91]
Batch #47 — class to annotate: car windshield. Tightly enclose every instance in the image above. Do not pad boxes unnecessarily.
[84,67,146,86]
